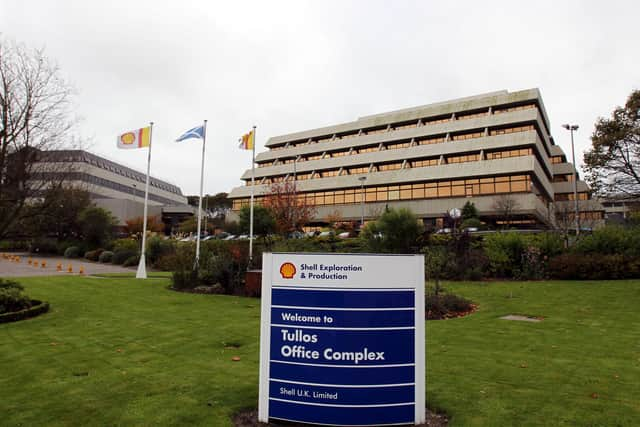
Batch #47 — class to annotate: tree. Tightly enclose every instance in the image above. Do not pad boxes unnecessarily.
[461,201,479,221]
[10,186,91,239]
[239,205,276,237]
[125,215,165,236]
[584,90,640,197]
[492,194,520,228]
[263,181,316,235]
[361,207,423,253]
[0,38,77,239]
[78,207,117,248]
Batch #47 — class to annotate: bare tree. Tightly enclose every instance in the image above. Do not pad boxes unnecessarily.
[492,194,520,228]
[0,38,77,238]
[263,181,317,235]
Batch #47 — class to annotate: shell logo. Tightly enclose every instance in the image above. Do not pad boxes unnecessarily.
[120,132,136,145]
[280,262,296,279]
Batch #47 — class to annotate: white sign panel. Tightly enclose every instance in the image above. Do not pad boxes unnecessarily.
[259,253,425,426]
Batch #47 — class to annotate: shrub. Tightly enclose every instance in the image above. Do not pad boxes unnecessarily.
[84,248,104,262]
[98,251,114,263]
[123,254,140,267]
[0,240,29,251]
[112,249,138,265]
[548,253,640,280]
[0,300,49,323]
[154,254,178,271]
[0,287,32,314]
[56,240,87,256]
[111,238,139,253]
[146,236,175,266]
[28,238,58,254]
[425,293,473,320]
[64,246,81,258]
[573,225,640,257]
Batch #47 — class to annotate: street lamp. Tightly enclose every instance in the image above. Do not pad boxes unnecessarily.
[358,176,367,228]
[561,124,580,236]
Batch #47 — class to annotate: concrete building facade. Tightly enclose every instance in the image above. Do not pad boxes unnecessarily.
[32,150,193,228]
[228,89,604,229]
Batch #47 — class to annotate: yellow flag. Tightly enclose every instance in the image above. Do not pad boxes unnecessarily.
[238,130,254,150]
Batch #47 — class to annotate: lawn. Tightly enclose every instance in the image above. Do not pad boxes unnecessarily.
[1,276,639,426]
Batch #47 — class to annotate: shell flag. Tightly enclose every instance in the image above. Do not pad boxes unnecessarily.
[238,130,255,150]
[117,127,151,149]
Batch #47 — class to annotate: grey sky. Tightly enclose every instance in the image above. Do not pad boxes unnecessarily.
[2,0,638,196]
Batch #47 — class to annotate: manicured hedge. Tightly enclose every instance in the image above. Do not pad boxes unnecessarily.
[0,300,50,324]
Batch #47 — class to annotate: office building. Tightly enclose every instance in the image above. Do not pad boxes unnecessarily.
[228,89,604,229]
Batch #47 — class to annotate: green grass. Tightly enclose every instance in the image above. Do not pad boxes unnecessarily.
[1,277,639,426]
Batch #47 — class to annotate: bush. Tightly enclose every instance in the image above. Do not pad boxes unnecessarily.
[154,254,178,271]
[425,293,473,320]
[64,246,81,258]
[111,238,139,253]
[28,238,58,254]
[0,286,32,314]
[98,251,114,263]
[0,240,29,251]
[146,236,175,266]
[0,300,49,323]
[573,225,640,257]
[56,240,87,256]
[84,248,104,261]
[123,254,140,267]
[112,249,138,265]
[361,208,423,253]
[548,253,640,280]
[482,232,562,279]
[0,279,23,291]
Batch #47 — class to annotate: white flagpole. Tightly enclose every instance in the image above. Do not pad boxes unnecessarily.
[194,120,207,269]
[249,125,256,266]
[136,122,153,279]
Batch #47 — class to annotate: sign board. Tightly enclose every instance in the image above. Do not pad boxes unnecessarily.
[259,253,425,426]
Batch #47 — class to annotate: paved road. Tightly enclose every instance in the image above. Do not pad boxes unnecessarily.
[0,252,137,277]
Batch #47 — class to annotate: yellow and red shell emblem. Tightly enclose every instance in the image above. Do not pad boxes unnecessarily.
[120,132,136,145]
[280,262,296,279]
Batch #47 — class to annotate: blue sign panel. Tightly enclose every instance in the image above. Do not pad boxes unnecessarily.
[259,254,425,426]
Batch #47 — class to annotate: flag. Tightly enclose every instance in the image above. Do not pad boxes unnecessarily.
[117,127,151,149]
[176,125,205,142]
[238,129,254,150]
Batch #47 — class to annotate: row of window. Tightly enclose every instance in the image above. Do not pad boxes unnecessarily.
[33,172,184,205]
[552,174,575,183]
[233,174,533,210]
[268,103,539,151]
[250,147,535,185]
[555,192,589,201]
[256,124,537,169]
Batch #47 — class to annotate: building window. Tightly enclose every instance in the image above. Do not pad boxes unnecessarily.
[492,103,537,115]
[489,124,535,136]
[452,130,484,141]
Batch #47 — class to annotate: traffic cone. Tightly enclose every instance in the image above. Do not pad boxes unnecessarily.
[33,260,39,267]
[67,264,73,273]
[57,263,62,272]
[79,266,85,275]
[41,261,47,268]
[28,258,33,265]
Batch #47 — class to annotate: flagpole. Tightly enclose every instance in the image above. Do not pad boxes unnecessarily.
[194,120,207,270]
[136,122,153,279]
[249,125,256,267]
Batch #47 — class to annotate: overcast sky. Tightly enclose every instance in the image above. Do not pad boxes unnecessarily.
[2,0,638,196]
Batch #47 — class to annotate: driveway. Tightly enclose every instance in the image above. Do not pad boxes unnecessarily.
[0,252,137,277]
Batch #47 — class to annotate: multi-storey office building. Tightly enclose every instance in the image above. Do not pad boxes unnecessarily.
[228,89,604,229]
[32,150,192,228]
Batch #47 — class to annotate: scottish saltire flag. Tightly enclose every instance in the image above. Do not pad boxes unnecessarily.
[176,125,205,142]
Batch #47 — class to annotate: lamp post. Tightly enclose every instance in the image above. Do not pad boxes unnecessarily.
[562,124,580,237]
[358,176,367,228]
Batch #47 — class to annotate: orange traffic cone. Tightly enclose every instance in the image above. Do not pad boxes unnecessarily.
[57,263,62,272]
[33,260,39,267]
[79,266,85,275]
[41,261,47,268]
[67,264,73,273]
[28,258,33,265]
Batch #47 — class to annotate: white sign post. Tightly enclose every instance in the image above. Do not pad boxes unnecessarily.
[259,252,425,426]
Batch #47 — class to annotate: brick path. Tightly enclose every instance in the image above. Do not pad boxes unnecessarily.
[0,252,137,277]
